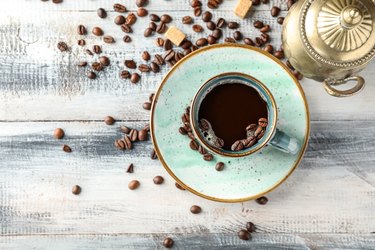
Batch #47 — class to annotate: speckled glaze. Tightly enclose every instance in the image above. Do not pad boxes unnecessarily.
[151,44,310,202]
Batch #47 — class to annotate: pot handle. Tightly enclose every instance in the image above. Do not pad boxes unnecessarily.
[323,76,365,97]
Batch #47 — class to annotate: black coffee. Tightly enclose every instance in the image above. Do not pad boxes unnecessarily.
[198,83,268,150]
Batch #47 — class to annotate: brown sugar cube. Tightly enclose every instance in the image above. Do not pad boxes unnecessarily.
[164,26,186,46]
[234,0,253,19]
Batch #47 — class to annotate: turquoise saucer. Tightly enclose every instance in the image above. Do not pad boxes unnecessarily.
[151,44,310,203]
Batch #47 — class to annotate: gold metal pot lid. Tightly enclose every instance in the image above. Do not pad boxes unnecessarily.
[302,0,375,68]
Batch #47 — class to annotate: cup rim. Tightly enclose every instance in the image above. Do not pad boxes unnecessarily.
[190,72,278,158]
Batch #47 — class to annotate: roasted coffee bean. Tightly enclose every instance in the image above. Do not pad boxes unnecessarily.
[143,102,152,110]
[114,15,126,25]
[103,35,115,43]
[63,144,72,153]
[142,51,151,61]
[72,185,81,195]
[287,0,295,9]
[252,0,260,5]
[293,71,304,80]
[87,71,97,79]
[258,118,268,128]
[114,3,126,13]
[182,16,193,24]
[228,21,239,29]
[255,37,262,46]
[138,129,148,141]
[183,122,192,132]
[225,37,236,43]
[212,28,222,39]
[156,22,167,34]
[154,54,165,65]
[184,48,192,55]
[194,6,202,16]
[153,175,164,185]
[123,136,132,149]
[204,21,214,31]
[151,149,158,159]
[126,163,134,173]
[120,126,131,134]
[163,238,174,248]
[175,182,185,190]
[271,6,281,17]
[54,128,65,139]
[131,73,140,83]
[253,20,264,29]
[92,27,104,36]
[216,17,226,28]
[52,0,63,4]
[233,31,243,41]
[121,24,132,33]
[99,56,110,66]
[138,64,150,72]
[129,129,138,142]
[150,62,160,73]
[57,42,68,52]
[257,129,265,140]
[126,13,137,25]
[190,205,202,214]
[144,28,153,37]
[192,24,203,33]
[181,113,189,123]
[164,49,175,61]
[150,13,160,22]
[104,116,115,125]
[189,139,199,150]
[136,0,148,7]
[187,132,195,139]
[128,180,140,190]
[190,0,202,7]
[244,37,254,46]
[123,35,132,43]
[256,196,268,205]
[231,140,244,151]
[97,8,107,18]
[254,126,263,137]
[238,229,251,241]
[246,222,256,233]
[261,0,269,3]
[137,7,148,17]
[149,22,157,31]
[164,39,173,50]
[286,60,295,70]
[277,16,285,25]
[244,137,257,148]
[77,25,87,35]
[77,39,86,46]
[207,0,219,9]
[261,33,270,43]
[160,14,172,23]
[260,25,270,33]
[196,38,208,46]
[264,44,274,54]
[202,11,212,22]
[215,162,225,171]
[120,70,131,79]
[78,61,87,67]
[149,93,155,102]
[115,139,125,150]
[92,62,103,71]
[207,35,216,44]
[143,123,150,132]
[86,49,93,56]
[180,40,192,49]
[155,37,164,47]
[93,45,101,54]
[124,60,136,69]
[203,153,213,161]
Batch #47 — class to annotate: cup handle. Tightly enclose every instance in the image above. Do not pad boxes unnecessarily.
[269,129,300,155]
[323,76,365,97]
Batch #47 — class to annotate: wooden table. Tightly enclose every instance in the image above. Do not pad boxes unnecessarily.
[1,1,374,249]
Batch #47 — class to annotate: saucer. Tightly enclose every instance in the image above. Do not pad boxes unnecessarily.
[151,44,310,202]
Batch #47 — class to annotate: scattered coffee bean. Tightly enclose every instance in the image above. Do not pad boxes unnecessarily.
[99,56,110,66]
[77,39,85,46]
[120,125,131,134]
[175,182,185,190]
[261,0,269,3]
[126,13,137,25]
[190,0,202,7]
[203,153,213,161]
[52,0,63,3]
[92,62,103,71]
[155,37,164,47]
[143,123,150,132]
[63,144,72,153]
[286,60,295,71]
[233,31,243,41]
[137,8,148,17]
[258,118,268,128]
[202,11,212,22]
[143,102,152,110]
[151,149,158,159]
[149,22,157,31]
[207,0,219,9]
[54,128,65,139]
[215,162,224,171]
[264,44,274,54]
[154,54,165,65]
[77,25,87,35]
[228,21,239,29]
[72,185,81,195]
[97,8,107,18]
[126,163,134,173]
[244,37,254,46]
[138,129,148,141]
[139,64,150,72]
[128,180,140,190]
[57,42,68,52]
[164,49,175,61]
[287,0,295,9]
[277,16,285,25]
[120,70,131,79]
[144,28,153,37]
[87,71,97,79]
[198,144,207,155]
[125,60,137,69]
[123,136,133,149]
[129,129,138,142]
[142,51,151,61]
[196,38,208,46]
[253,20,264,29]
[189,140,199,150]
[246,222,256,233]
[136,0,148,7]
[115,15,126,25]
[121,24,132,33]
[207,35,216,44]
[182,16,193,24]
[160,14,172,23]
[293,71,304,80]
[252,0,260,6]
[238,229,251,241]
[206,21,216,30]
[114,3,126,13]
[271,6,281,17]
[92,27,104,36]
[175,52,184,62]
[216,17,226,28]
[115,139,125,150]
[194,6,202,17]
[193,24,203,33]
[156,22,167,34]
[256,196,268,205]
[212,28,222,39]
[149,93,155,102]
[150,62,160,73]
[123,35,132,43]
[163,238,174,248]
[78,61,87,67]
[153,176,164,185]
[150,13,160,22]
[225,37,236,43]
[231,140,244,151]
[93,45,101,54]
[104,116,115,125]
[164,39,173,50]
[190,205,202,214]
[260,25,270,33]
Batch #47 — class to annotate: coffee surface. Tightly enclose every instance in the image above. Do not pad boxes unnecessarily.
[198,83,268,150]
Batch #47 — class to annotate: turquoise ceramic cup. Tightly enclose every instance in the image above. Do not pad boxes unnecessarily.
[190,72,300,157]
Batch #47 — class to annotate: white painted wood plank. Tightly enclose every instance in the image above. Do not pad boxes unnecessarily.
[1,233,375,249]
[0,121,374,235]
[0,3,374,121]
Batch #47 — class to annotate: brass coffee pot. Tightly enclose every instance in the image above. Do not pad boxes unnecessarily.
[282,0,375,97]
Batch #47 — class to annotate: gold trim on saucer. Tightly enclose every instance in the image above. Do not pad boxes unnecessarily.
[150,43,310,203]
